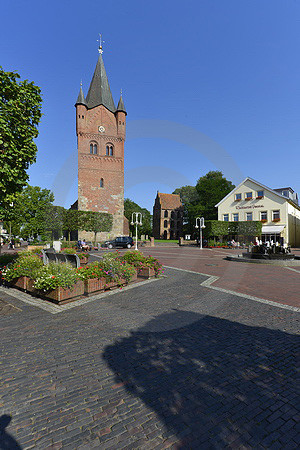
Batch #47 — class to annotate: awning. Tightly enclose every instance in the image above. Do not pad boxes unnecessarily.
[261,225,285,233]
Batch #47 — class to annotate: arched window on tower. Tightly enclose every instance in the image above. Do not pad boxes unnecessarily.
[106,143,114,156]
[90,142,98,154]
[100,178,104,188]
[164,220,168,228]
[164,210,168,218]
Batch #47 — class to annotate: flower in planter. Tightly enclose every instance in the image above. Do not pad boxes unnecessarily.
[34,263,80,292]
[4,254,44,282]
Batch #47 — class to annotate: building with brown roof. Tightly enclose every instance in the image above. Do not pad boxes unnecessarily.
[153,192,183,239]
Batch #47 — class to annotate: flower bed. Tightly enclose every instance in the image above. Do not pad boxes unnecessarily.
[3,250,162,303]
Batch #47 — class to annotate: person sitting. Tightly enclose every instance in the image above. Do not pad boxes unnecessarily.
[81,239,89,252]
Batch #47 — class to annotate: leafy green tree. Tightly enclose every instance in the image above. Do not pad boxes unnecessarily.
[0,67,42,208]
[195,171,235,220]
[173,171,235,236]
[80,211,113,244]
[46,205,65,240]
[124,198,152,238]
[6,185,54,240]
[63,209,81,242]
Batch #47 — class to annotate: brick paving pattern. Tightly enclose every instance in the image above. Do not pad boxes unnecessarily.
[0,267,299,449]
[141,247,300,308]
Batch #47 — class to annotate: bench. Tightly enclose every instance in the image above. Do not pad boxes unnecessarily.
[43,250,81,269]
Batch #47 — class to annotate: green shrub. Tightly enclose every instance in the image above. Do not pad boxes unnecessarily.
[0,253,18,268]
[34,263,80,292]
[77,257,136,285]
[118,251,163,277]
[4,254,44,281]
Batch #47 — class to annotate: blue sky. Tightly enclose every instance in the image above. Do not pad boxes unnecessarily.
[1,0,300,212]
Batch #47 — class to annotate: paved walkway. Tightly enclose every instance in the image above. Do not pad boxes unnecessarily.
[0,267,299,449]
[140,247,300,308]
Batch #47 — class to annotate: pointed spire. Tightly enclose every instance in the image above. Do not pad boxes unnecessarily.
[75,81,86,106]
[85,42,116,112]
[117,89,126,114]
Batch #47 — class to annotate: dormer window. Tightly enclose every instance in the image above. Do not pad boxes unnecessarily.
[235,193,242,201]
[257,190,264,199]
[282,190,288,197]
[245,192,252,200]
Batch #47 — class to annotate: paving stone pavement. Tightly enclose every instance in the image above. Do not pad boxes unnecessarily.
[0,268,299,449]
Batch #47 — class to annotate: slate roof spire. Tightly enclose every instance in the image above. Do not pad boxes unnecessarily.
[75,81,87,106]
[117,89,127,114]
[85,39,116,112]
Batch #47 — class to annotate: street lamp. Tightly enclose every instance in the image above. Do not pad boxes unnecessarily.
[195,217,205,249]
[131,212,142,250]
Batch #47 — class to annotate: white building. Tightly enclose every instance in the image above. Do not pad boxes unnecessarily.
[215,177,300,247]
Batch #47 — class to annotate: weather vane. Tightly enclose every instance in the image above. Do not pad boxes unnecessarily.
[97,34,104,54]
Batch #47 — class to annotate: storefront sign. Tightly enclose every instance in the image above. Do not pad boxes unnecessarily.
[236,204,264,210]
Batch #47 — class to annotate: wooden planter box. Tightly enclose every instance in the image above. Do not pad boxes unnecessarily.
[42,280,84,304]
[103,279,119,290]
[84,277,106,294]
[27,278,36,293]
[130,270,138,282]
[10,276,30,290]
[138,267,155,279]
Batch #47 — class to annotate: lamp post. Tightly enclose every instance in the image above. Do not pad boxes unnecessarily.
[195,217,205,249]
[131,212,142,250]
[9,202,14,241]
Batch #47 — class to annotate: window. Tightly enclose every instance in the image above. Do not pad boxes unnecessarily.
[260,211,267,221]
[232,213,239,222]
[90,143,97,154]
[245,192,252,200]
[164,210,168,218]
[78,115,81,118]
[82,115,84,119]
[171,211,175,219]
[272,210,280,221]
[246,212,253,221]
[223,214,229,221]
[170,220,174,229]
[106,144,113,156]
[100,178,104,188]
[282,190,288,197]
[257,190,264,198]
[235,193,242,201]
[164,220,168,228]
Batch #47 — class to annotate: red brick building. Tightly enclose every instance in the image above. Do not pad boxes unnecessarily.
[153,192,183,239]
[74,43,127,240]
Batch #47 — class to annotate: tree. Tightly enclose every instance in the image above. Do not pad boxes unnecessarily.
[172,171,235,236]
[0,68,42,208]
[124,198,152,237]
[5,185,54,240]
[80,211,113,244]
[46,205,65,240]
[195,171,235,220]
[63,209,81,242]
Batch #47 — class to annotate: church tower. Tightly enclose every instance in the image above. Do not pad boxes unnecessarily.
[75,40,127,240]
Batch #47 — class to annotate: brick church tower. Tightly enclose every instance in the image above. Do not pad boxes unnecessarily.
[75,41,127,240]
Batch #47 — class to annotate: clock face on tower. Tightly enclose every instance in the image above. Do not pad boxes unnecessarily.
[98,125,105,133]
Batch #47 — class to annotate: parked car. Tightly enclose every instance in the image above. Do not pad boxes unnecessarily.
[103,236,134,249]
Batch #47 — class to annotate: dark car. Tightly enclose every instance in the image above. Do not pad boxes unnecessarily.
[103,236,134,249]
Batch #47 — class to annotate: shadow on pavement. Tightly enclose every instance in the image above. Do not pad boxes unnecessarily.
[103,311,298,448]
[0,415,22,450]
